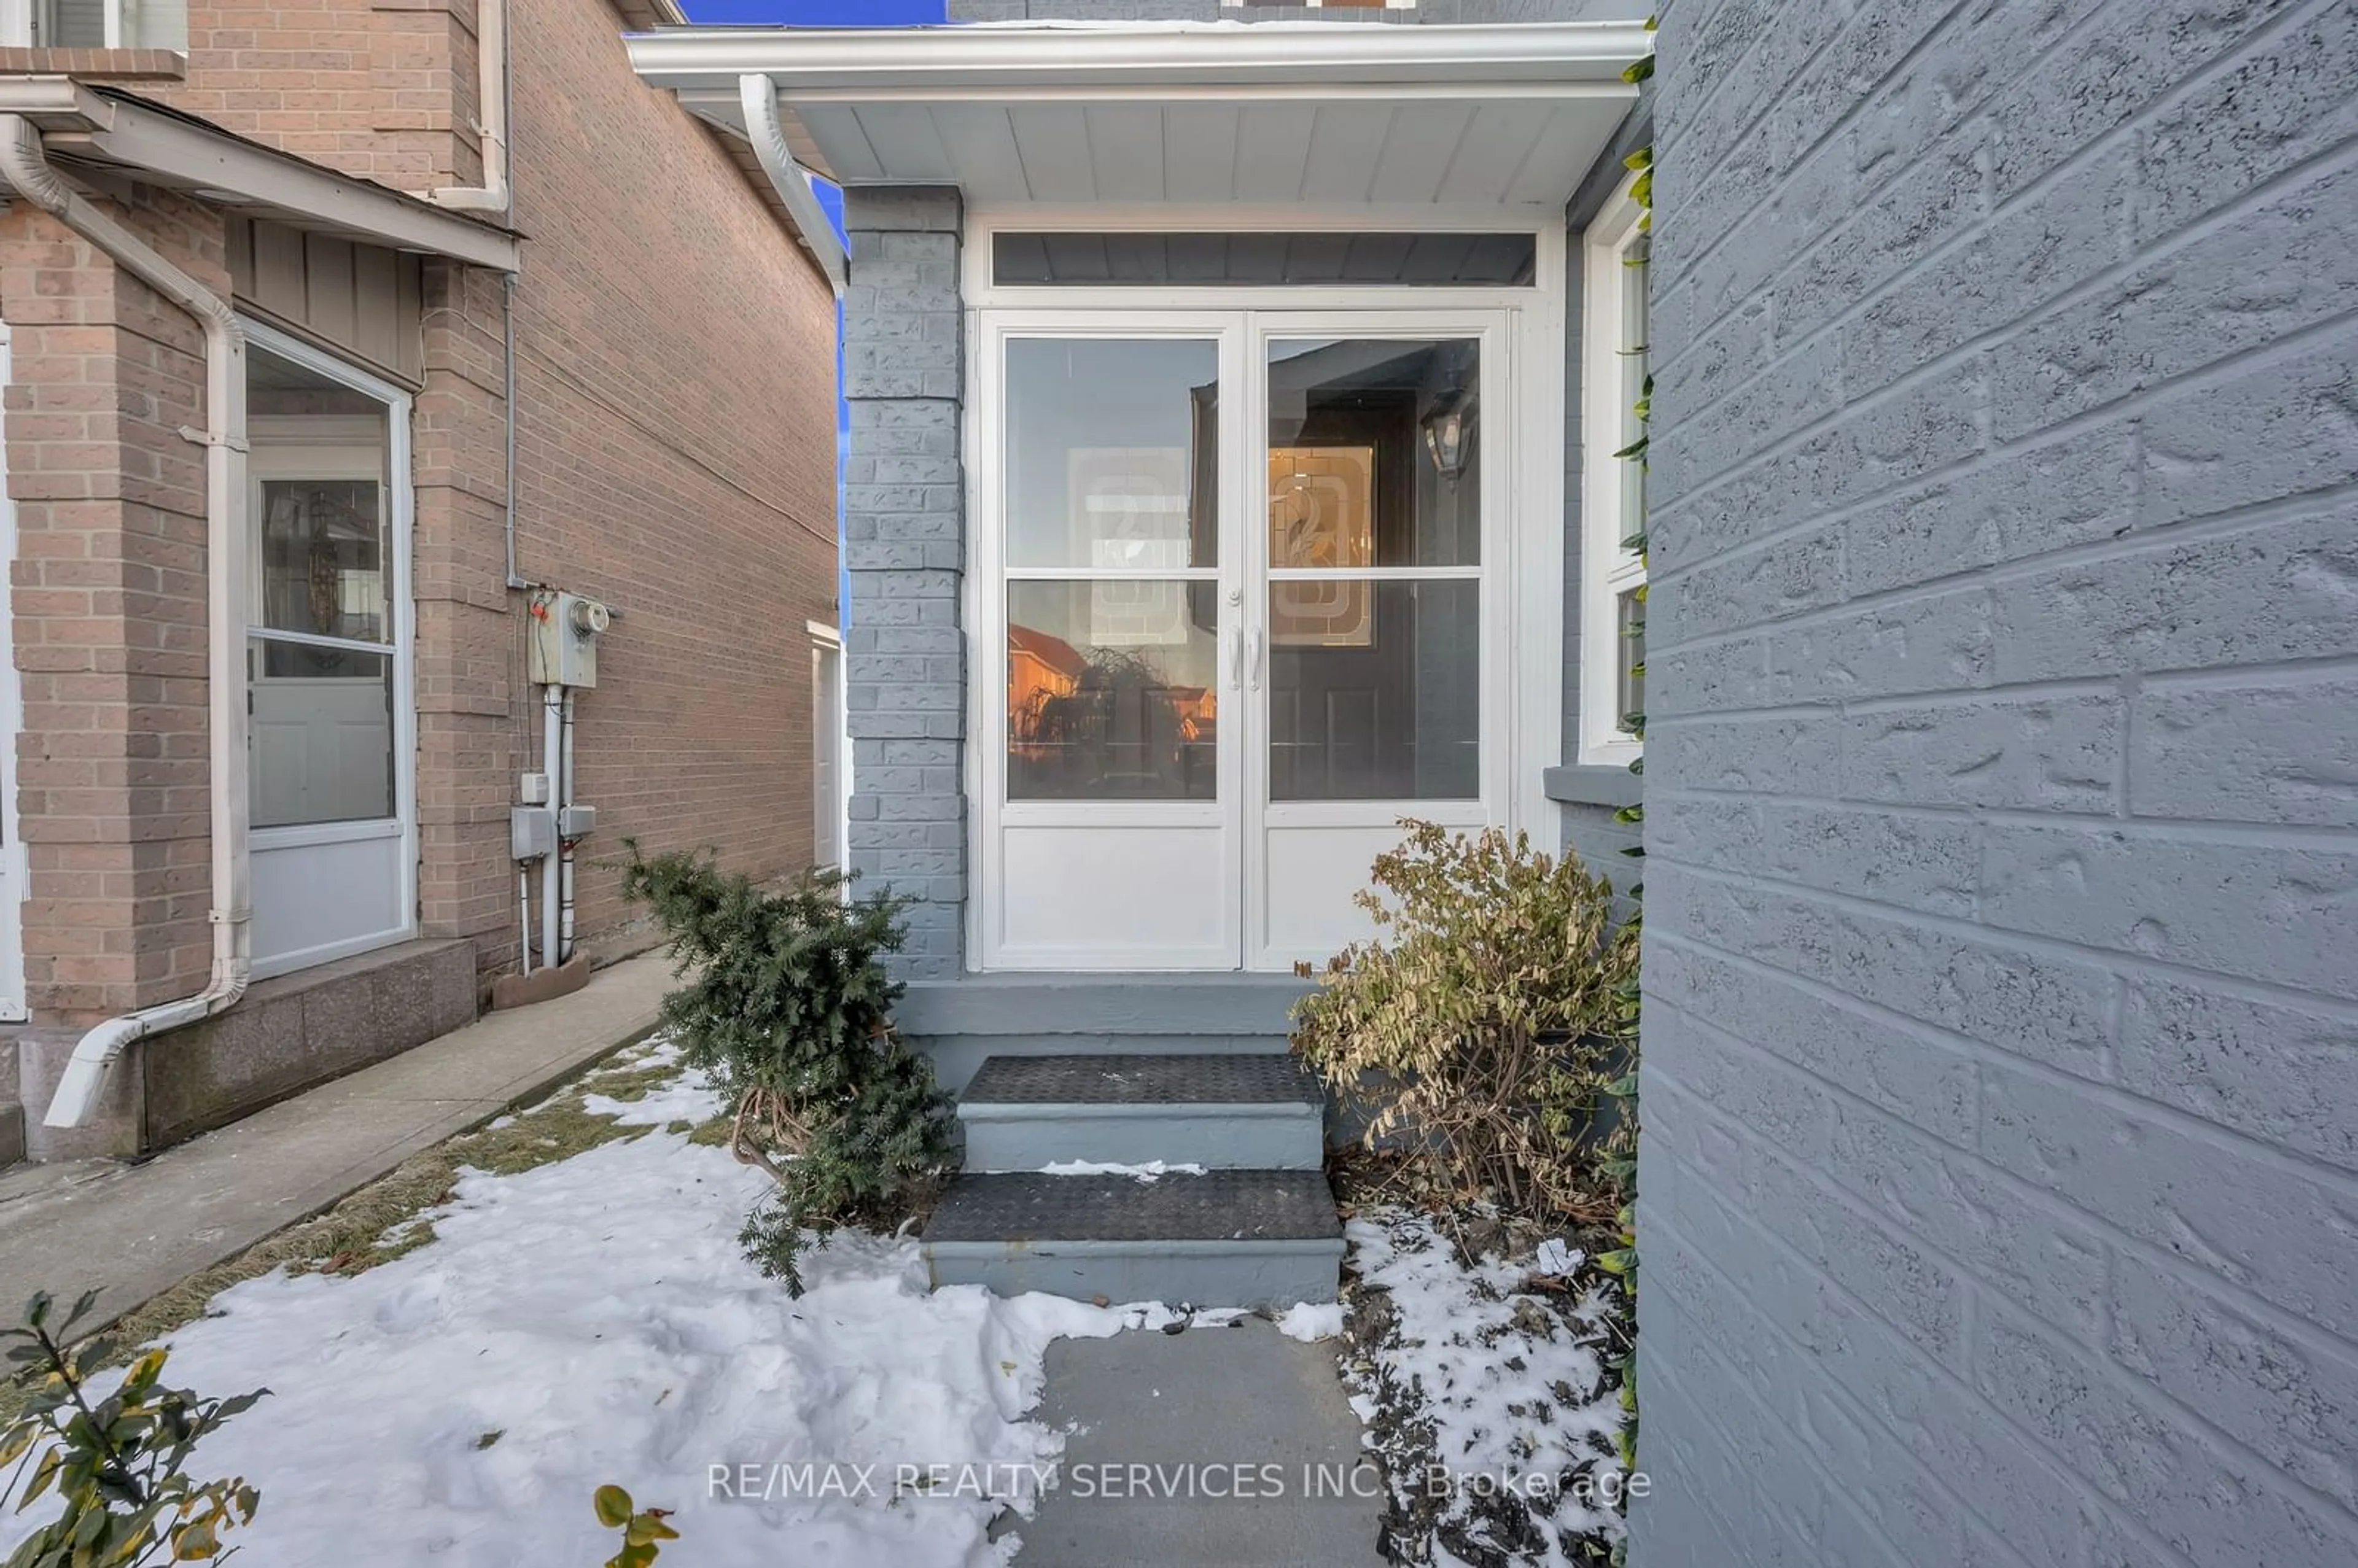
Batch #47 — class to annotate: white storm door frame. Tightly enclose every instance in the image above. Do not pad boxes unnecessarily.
[241,317,419,980]
[1240,308,1512,974]
[972,309,1248,971]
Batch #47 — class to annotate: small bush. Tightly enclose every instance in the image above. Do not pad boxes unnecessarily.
[620,846,955,1293]
[1,1290,265,1568]
[1291,821,1638,1222]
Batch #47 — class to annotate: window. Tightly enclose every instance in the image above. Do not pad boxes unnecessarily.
[1579,180,1649,765]
[993,232,1535,288]
[811,626,846,871]
[1,1,187,49]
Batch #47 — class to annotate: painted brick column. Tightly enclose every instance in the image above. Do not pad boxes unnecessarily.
[842,188,965,980]
[1635,1,2358,1566]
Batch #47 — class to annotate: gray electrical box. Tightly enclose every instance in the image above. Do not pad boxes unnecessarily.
[511,805,556,862]
[526,589,610,688]
[556,804,597,838]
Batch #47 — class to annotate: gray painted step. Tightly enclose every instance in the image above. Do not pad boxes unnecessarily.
[959,1053,1323,1171]
[923,1168,1342,1308]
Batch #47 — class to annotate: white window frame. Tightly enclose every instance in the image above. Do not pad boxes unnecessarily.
[1,1,185,49]
[1578,177,1649,769]
[808,620,849,874]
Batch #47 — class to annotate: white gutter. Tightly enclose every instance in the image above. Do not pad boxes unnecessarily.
[737,72,844,294]
[626,20,1656,96]
[0,118,254,1130]
[431,0,509,212]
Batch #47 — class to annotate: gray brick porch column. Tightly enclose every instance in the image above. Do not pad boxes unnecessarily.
[843,187,966,980]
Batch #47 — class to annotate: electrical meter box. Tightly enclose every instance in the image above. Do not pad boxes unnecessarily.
[526,589,610,688]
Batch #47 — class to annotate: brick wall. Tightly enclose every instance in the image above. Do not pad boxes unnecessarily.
[0,190,226,1027]
[152,0,482,196]
[1635,2,2358,1565]
[841,188,965,982]
[483,0,841,963]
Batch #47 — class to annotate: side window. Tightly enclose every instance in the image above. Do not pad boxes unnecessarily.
[1579,180,1649,764]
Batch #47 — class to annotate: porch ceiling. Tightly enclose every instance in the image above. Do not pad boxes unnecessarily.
[628,21,1648,209]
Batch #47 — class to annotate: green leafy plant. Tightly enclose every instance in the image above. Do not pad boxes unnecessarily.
[1,1292,264,1567]
[1291,821,1640,1224]
[592,1485,677,1568]
[619,845,955,1294]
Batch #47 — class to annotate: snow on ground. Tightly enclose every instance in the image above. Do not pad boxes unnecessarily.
[1344,1208,1631,1567]
[0,1062,1186,1568]
[1034,1159,1207,1182]
[1273,1300,1346,1342]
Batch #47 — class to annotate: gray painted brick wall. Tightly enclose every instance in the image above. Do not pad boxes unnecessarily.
[844,187,968,980]
[1636,2,2358,1566]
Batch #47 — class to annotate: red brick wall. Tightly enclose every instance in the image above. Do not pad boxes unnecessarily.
[151,0,483,195]
[0,0,837,1024]
[0,191,227,1025]
[490,0,840,956]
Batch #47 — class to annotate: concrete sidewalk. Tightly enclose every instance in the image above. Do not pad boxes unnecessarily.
[0,953,672,1330]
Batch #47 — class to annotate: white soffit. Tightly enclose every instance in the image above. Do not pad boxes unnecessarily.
[628,21,1648,209]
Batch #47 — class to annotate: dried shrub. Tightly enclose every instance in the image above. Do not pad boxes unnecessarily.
[1291,821,1638,1223]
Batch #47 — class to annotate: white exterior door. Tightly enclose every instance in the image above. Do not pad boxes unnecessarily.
[243,324,418,980]
[974,304,1528,972]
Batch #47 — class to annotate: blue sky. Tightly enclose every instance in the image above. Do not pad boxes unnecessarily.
[682,2,945,23]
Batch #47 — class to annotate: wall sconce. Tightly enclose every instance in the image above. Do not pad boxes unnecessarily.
[1421,392,1473,483]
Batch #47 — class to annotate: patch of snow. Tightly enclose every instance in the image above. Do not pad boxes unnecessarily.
[580,1068,726,1127]
[1274,1301,1345,1342]
[1,1101,1185,1567]
[1035,1159,1207,1182]
[1347,1209,1629,1564]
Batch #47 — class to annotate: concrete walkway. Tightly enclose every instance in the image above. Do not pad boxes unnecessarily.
[0,953,671,1330]
[1016,1318,1383,1568]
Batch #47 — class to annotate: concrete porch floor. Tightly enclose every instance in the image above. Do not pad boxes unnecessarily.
[0,953,670,1335]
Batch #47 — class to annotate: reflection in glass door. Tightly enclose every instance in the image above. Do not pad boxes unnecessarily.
[1249,326,1496,970]
[983,325,1243,968]
[977,314,1503,971]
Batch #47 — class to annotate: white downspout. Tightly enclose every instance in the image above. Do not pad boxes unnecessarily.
[0,118,254,1130]
[431,0,509,212]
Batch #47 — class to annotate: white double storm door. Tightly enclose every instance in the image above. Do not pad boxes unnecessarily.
[975,306,1522,972]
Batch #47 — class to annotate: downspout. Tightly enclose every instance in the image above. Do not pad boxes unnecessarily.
[0,118,254,1130]
[431,0,509,212]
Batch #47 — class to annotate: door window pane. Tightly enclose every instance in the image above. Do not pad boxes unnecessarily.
[248,639,395,827]
[1269,579,1477,801]
[1267,338,1479,567]
[1006,338,1220,570]
[257,478,387,643]
[1007,581,1219,801]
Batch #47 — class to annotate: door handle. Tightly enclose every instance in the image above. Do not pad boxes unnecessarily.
[1228,626,1245,690]
[1247,626,1264,693]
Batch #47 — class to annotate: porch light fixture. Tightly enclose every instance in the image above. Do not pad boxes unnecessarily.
[1422,392,1474,483]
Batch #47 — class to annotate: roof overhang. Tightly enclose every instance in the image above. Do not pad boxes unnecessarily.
[0,78,521,273]
[629,21,1648,210]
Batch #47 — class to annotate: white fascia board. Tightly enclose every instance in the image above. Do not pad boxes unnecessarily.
[626,20,1653,99]
[737,72,846,294]
[0,85,520,273]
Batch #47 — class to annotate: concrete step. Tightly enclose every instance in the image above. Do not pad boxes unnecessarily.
[922,1168,1342,1308]
[959,1052,1323,1172]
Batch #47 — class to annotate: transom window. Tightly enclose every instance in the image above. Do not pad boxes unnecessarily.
[993,232,1538,289]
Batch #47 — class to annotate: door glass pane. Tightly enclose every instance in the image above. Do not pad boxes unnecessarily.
[248,638,395,827]
[257,478,388,643]
[1267,338,1479,568]
[1006,338,1220,570]
[1006,581,1219,801]
[1269,579,1477,801]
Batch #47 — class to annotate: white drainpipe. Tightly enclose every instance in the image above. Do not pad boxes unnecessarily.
[1,118,255,1130]
[432,0,510,212]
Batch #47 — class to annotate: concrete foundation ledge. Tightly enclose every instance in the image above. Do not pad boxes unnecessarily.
[90,938,480,1155]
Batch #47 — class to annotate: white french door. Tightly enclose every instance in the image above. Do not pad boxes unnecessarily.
[975,307,1512,972]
